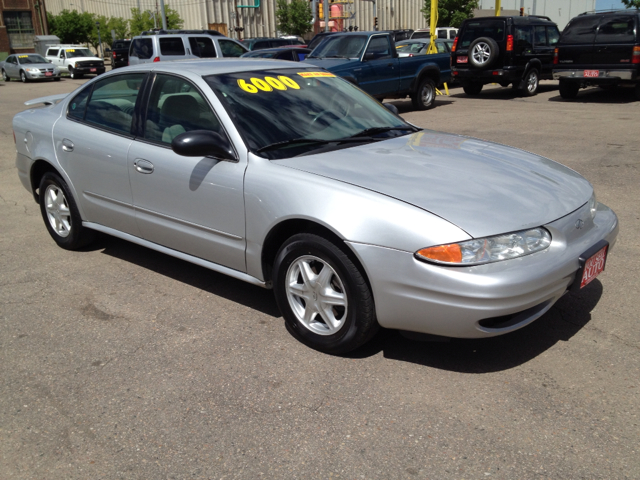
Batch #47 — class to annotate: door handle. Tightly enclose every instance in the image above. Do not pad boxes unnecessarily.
[134,158,154,174]
[61,139,74,152]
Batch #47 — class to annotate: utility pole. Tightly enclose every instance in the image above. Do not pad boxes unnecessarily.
[159,0,168,30]
[323,0,329,32]
[96,21,102,58]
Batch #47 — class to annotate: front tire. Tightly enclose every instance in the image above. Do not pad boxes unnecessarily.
[38,172,95,250]
[559,80,579,99]
[20,70,28,83]
[69,67,82,79]
[411,77,436,110]
[272,233,378,354]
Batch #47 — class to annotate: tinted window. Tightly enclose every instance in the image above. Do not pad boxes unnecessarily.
[47,49,59,56]
[67,85,93,121]
[275,50,294,61]
[219,40,247,57]
[561,16,600,44]
[254,41,270,50]
[160,37,185,56]
[144,74,222,144]
[189,37,217,58]
[7,56,16,64]
[596,16,636,43]
[460,20,505,48]
[84,74,145,134]
[515,25,533,53]
[547,26,560,46]
[437,30,447,39]
[534,26,547,46]
[365,36,392,59]
[113,40,130,50]
[131,38,153,59]
[296,52,309,61]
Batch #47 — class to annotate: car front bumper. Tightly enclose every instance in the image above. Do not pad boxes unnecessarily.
[25,70,61,80]
[348,201,618,338]
[74,66,106,75]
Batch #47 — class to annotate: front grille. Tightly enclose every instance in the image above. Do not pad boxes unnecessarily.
[39,68,54,72]
[77,60,103,68]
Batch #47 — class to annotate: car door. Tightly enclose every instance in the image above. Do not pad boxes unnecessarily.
[5,56,17,77]
[52,72,147,236]
[360,35,400,97]
[128,73,247,271]
[533,25,556,76]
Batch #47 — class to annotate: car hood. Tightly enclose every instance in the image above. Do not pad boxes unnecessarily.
[273,130,592,238]
[21,62,57,69]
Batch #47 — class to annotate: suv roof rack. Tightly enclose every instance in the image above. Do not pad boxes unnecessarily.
[527,15,553,21]
[141,29,223,36]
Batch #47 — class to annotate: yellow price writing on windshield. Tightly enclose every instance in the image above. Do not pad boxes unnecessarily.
[297,72,335,78]
[237,75,300,94]
[66,49,76,52]
[19,55,29,58]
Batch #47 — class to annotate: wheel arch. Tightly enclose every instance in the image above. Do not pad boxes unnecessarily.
[260,218,371,291]
[30,159,62,204]
[411,66,440,93]
[523,59,542,77]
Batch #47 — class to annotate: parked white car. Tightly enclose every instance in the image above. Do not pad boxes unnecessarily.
[45,45,105,79]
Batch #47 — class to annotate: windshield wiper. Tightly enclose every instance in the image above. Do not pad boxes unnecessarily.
[349,125,422,138]
[256,137,374,154]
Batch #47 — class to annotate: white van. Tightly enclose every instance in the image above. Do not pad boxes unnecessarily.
[128,30,248,65]
[411,27,458,40]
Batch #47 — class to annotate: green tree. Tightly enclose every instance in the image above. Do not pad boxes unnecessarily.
[129,7,184,36]
[621,0,640,9]
[275,0,313,36]
[421,0,479,28]
[47,9,95,44]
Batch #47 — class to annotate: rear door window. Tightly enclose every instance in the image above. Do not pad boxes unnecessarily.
[547,26,560,46]
[189,37,217,58]
[595,16,636,44]
[534,26,547,46]
[561,16,601,44]
[515,25,533,53]
[159,37,186,56]
[131,38,153,59]
[459,20,505,48]
[47,49,59,56]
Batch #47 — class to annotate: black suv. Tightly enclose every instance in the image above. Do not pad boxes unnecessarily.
[451,16,560,96]
[553,10,640,100]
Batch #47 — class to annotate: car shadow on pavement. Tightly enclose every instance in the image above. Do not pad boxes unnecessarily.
[349,281,603,372]
[94,234,282,318]
[449,83,559,100]
[386,98,455,115]
[548,86,638,104]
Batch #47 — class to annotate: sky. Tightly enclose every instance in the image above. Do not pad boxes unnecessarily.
[595,0,626,10]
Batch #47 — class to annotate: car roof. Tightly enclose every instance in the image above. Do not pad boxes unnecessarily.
[574,9,640,18]
[112,58,310,76]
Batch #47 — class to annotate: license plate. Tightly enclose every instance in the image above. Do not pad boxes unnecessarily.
[45,72,52,76]
[573,241,608,291]
[90,68,97,72]
[457,56,468,64]
[584,70,599,78]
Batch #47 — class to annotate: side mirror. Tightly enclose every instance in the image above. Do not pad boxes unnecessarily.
[171,130,236,161]
[363,52,376,61]
[382,103,399,115]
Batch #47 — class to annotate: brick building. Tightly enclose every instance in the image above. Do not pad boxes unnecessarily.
[1,0,48,58]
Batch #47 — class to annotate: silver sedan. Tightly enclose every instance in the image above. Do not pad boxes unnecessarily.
[1,53,61,82]
[12,60,618,354]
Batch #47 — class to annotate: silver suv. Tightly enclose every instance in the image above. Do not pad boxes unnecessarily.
[129,30,248,65]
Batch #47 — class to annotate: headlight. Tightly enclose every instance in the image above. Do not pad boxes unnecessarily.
[26,68,40,73]
[416,227,552,266]
[588,191,597,219]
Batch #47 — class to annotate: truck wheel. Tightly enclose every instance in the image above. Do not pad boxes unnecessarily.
[468,37,499,69]
[559,80,579,99]
[69,67,83,79]
[463,83,483,95]
[411,77,436,110]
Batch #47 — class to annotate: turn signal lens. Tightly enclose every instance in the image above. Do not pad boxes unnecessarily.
[451,36,458,53]
[416,228,552,266]
[553,47,559,65]
[416,244,462,263]
[632,46,640,64]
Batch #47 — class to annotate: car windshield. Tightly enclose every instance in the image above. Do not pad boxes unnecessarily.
[18,54,48,64]
[459,20,505,48]
[308,35,367,58]
[244,51,278,58]
[66,48,94,58]
[205,68,414,159]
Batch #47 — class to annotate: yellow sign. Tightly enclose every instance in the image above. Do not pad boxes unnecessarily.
[237,75,300,94]
[19,55,29,58]
[66,49,76,52]
[297,72,336,78]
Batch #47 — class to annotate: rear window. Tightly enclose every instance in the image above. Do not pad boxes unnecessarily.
[561,16,600,44]
[595,16,636,44]
[113,41,130,50]
[189,37,217,58]
[159,37,185,56]
[459,20,505,48]
[131,38,153,59]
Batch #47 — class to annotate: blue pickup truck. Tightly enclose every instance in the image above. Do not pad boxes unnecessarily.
[304,31,451,110]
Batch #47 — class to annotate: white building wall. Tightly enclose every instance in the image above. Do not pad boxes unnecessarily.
[44,0,431,40]
[476,0,597,29]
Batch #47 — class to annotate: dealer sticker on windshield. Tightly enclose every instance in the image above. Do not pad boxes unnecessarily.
[297,72,336,78]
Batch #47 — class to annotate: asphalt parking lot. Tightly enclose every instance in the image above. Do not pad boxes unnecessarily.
[1,75,639,479]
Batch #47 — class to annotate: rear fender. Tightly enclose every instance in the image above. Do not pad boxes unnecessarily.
[411,65,440,92]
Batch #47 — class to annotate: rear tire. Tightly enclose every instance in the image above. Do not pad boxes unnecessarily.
[53,77,61,82]
[1,69,9,82]
[411,77,436,110]
[559,80,579,99]
[272,233,378,354]
[634,83,640,101]
[522,69,539,97]
[38,172,95,250]
[463,83,483,95]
